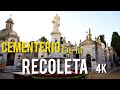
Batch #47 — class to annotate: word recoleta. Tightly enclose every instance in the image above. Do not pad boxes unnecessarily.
[22,59,88,74]
[2,42,82,54]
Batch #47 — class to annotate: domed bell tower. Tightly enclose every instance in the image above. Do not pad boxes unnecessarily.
[5,15,14,30]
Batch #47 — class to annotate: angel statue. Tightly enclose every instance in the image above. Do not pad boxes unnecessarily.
[52,14,60,31]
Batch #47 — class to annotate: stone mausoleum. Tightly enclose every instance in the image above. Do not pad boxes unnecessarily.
[0,14,117,72]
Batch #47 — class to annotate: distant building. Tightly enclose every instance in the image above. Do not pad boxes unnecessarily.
[38,14,116,71]
[79,28,115,71]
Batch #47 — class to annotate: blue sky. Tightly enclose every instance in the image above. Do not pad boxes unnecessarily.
[0,11,120,46]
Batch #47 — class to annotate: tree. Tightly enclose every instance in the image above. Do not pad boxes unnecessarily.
[111,32,120,57]
[99,34,106,47]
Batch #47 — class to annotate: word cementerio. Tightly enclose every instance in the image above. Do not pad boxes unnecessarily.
[2,42,82,54]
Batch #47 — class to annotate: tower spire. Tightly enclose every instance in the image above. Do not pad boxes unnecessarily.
[5,14,14,30]
[89,28,91,35]
[88,28,92,40]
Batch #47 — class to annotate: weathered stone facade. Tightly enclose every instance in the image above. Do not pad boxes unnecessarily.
[0,17,21,67]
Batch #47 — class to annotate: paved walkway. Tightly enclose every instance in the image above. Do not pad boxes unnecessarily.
[0,72,14,79]
[86,66,120,79]
[100,66,120,79]
[0,66,120,79]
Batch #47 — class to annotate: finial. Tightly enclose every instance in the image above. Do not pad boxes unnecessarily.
[88,28,92,40]
[10,14,12,18]
[89,28,91,35]
[89,28,90,31]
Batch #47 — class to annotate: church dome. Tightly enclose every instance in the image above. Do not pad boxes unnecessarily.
[0,17,18,40]
[80,39,95,46]
[80,28,95,46]
[0,29,18,40]
[6,17,14,24]
[9,30,18,36]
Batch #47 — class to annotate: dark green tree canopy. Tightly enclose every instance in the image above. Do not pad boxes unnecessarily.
[111,32,120,57]
[99,34,106,47]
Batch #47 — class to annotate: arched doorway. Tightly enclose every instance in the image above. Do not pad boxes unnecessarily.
[6,39,16,66]
[75,54,79,59]
[6,53,15,66]
[86,54,91,68]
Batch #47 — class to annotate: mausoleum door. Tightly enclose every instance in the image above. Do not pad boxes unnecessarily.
[6,53,15,66]
[86,54,91,68]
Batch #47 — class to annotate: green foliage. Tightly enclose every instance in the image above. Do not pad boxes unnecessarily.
[99,34,106,47]
[111,32,120,57]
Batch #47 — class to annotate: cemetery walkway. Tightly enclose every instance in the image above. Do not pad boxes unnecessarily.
[86,66,120,79]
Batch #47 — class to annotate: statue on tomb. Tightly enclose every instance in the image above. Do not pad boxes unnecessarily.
[52,14,60,31]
